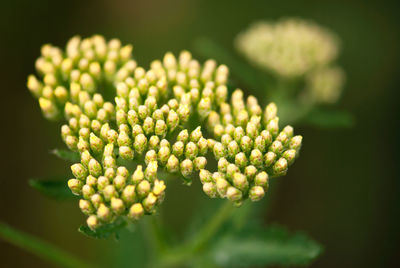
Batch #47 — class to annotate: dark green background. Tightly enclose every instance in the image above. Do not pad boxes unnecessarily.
[0,0,399,267]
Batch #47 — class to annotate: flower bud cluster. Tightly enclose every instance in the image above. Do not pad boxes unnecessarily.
[199,89,302,206]
[235,18,339,77]
[27,35,302,228]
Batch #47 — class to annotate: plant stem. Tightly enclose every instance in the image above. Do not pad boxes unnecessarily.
[0,222,93,268]
[190,200,234,252]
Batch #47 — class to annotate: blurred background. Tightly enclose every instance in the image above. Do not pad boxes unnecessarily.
[0,0,399,267]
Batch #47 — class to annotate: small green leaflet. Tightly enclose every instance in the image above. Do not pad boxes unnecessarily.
[210,224,323,267]
[29,178,75,201]
[50,149,80,162]
[78,218,128,239]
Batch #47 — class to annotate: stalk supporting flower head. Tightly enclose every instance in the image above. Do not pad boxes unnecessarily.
[27,35,303,229]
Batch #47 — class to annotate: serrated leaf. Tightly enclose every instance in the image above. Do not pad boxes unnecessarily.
[50,149,80,162]
[0,222,93,268]
[29,178,75,201]
[210,225,322,267]
[304,108,354,128]
[78,218,128,239]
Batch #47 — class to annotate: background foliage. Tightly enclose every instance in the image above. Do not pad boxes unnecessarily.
[0,0,399,267]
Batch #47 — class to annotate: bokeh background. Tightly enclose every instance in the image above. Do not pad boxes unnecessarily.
[1,0,399,267]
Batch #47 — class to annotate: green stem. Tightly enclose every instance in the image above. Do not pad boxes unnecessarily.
[0,222,93,268]
[157,200,235,267]
[190,200,234,252]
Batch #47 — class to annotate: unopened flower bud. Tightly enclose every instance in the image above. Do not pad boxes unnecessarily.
[134,134,147,154]
[249,186,265,201]
[180,159,193,178]
[68,178,83,195]
[194,156,207,170]
[111,197,125,215]
[79,199,95,215]
[203,182,217,198]
[273,158,288,176]
[226,186,242,202]
[131,165,144,184]
[145,161,158,182]
[71,163,88,180]
[128,203,144,220]
[166,155,180,173]
[233,172,249,192]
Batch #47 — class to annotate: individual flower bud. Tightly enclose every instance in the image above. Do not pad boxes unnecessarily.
[153,180,166,196]
[233,172,249,192]
[282,125,294,138]
[235,152,248,169]
[79,199,95,215]
[194,156,207,170]
[249,186,265,201]
[145,150,157,165]
[137,180,151,197]
[254,171,269,188]
[104,167,116,180]
[61,125,72,141]
[226,186,243,202]
[260,130,272,146]
[145,161,158,182]
[84,100,98,119]
[155,120,167,137]
[145,96,157,112]
[227,140,240,158]
[138,105,148,120]
[152,109,164,121]
[145,136,159,152]
[127,110,139,127]
[39,97,59,120]
[166,110,179,132]
[27,75,43,97]
[86,175,97,187]
[134,134,147,154]
[264,103,277,123]
[221,134,233,147]
[244,165,257,181]
[290,135,303,151]
[82,184,95,199]
[172,141,185,158]
[91,120,102,136]
[185,142,198,160]
[203,182,217,198]
[103,155,116,169]
[190,127,202,143]
[66,136,79,151]
[128,203,144,220]
[166,155,180,173]
[116,109,128,125]
[68,178,83,195]
[234,127,245,143]
[77,137,90,152]
[131,165,144,184]
[88,158,102,177]
[180,159,194,179]
[113,175,127,191]
[111,197,125,215]
[246,122,258,139]
[240,136,253,154]
[89,133,104,155]
[199,169,212,184]
[250,149,263,167]
[90,193,103,210]
[215,85,228,104]
[267,118,279,137]
[177,104,190,123]
[216,158,228,173]
[131,124,144,137]
[254,136,266,153]
[282,149,297,165]
[273,158,288,176]
[177,129,189,143]
[87,215,100,230]
[158,146,171,165]
[270,140,283,154]
[213,142,226,160]
[54,86,68,104]
[143,193,158,212]
[103,185,118,202]
[97,176,110,191]
[142,117,154,136]
[122,185,136,205]
[79,128,90,140]
[160,139,170,148]
[264,152,277,167]
[119,146,134,160]
[207,112,220,130]
[215,176,229,197]
[236,110,249,127]
[71,163,88,180]
[97,203,113,222]
[226,163,240,179]
[213,124,224,139]
[80,150,92,167]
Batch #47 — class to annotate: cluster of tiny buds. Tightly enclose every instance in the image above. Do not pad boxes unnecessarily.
[199,89,302,206]
[27,35,302,229]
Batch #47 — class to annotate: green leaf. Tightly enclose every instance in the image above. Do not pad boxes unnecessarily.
[210,225,323,267]
[193,37,270,91]
[29,178,75,201]
[78,218,128,239]
[304,108,355,128]
[50,149,80,162]
[0,222,93,268]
